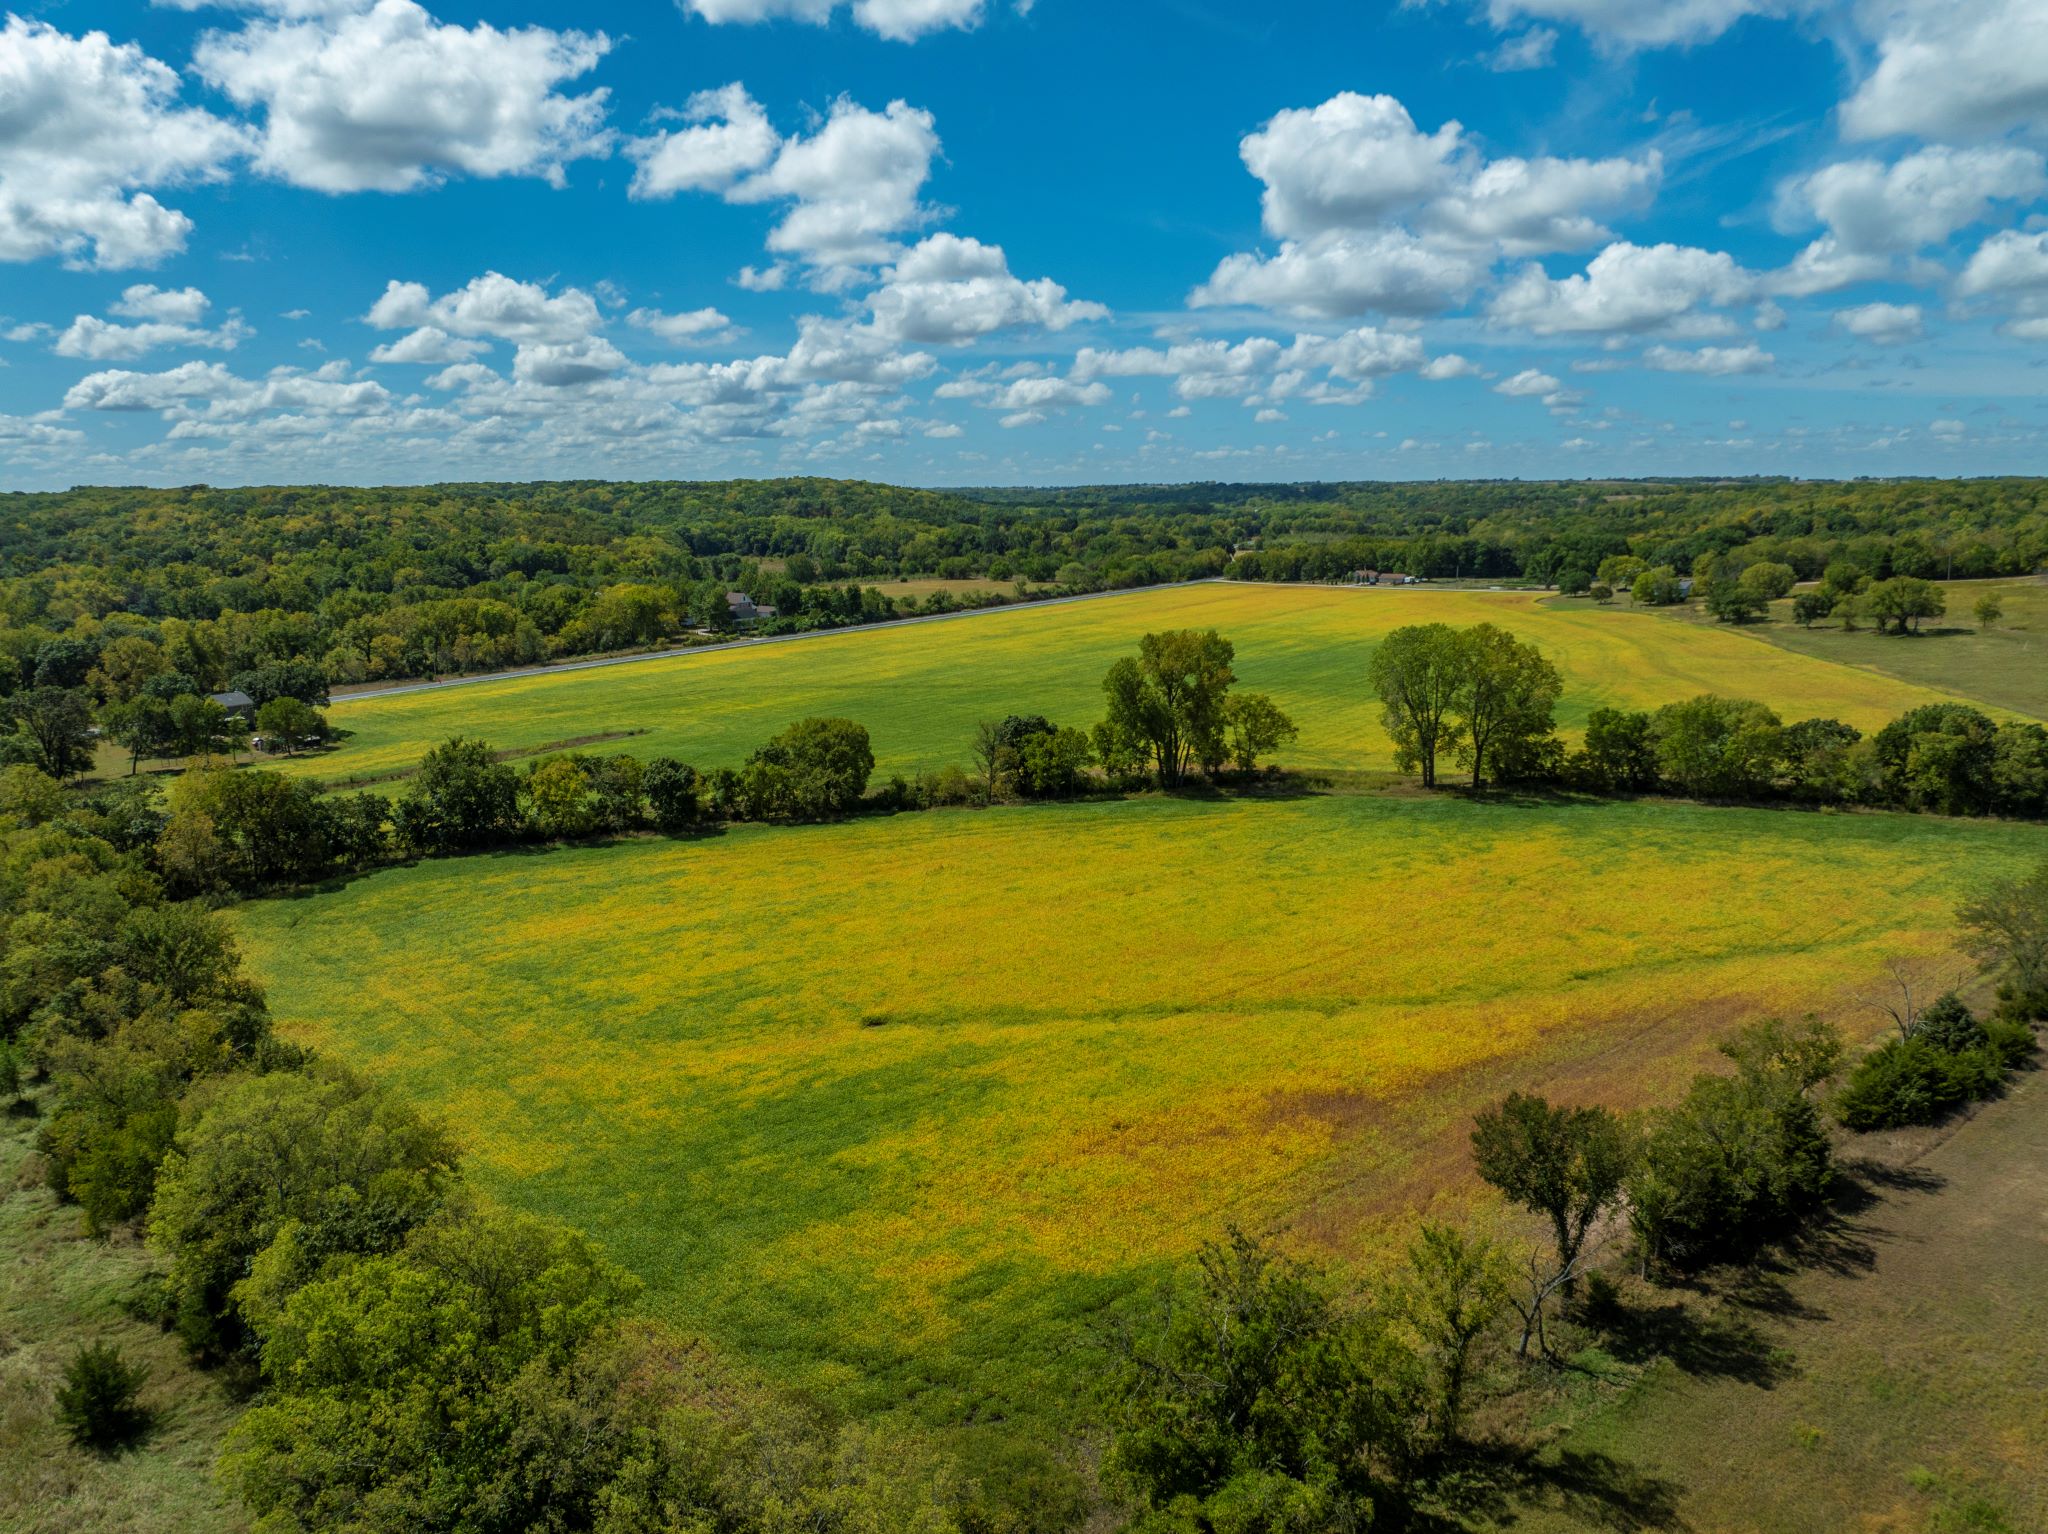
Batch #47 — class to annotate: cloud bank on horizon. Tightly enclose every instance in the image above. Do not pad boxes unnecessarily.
[1,0,2046,485]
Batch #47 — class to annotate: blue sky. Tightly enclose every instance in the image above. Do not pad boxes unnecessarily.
[2,0,2046,487]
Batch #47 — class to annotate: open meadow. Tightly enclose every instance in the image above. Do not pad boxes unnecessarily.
[1637,575,2048,721]
[1504,1069,2048,1534]
[233,791,2048,1463]
[285,583,1999,787]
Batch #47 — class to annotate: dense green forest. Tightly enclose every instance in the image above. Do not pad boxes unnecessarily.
[0,478,2042,704]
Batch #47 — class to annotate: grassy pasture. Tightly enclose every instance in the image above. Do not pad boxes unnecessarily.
[288,583,1997,787]
[0,1102,246,1534]
[234,791,2048,1450]
[1658,575,2048,723]
[1505,1072,2048,1534]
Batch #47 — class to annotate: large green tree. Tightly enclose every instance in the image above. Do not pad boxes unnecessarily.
[1651,695,1784,799]
[1,686,96,779]
[394,736,522,854]
[149,1064,459,1356]
[1452,624,1561,788]
[744,716,874,819]
[1863,576,1946,634]
[220,1208,641,1533]
[1872,703,1999,815]
[1367,623,1465,789]
[1104,1227,1415,1532]
[1471,1093,1628,1298]
[1099,629,1236,787]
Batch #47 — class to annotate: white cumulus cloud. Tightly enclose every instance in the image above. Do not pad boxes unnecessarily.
[366,272,603,344]
[1778,146,2045,257]
[194,0,612,194]
[54,305,250,361]
[1194,230,1487,320]
[0,17,247,268]
[628,88,939,281]
[1240,93,1464,240]
[679,0,986,42]
[1832,302,1924,343]
[1641,341,1774,374]
[1489,242,1753,336]
[867,234,1107,343]
[367,326,491,365]
[626,306,737,344]
[1194,90,1660,321]
[1842,0,2048,143]
[625,84,779,199]
[110,284,213,323]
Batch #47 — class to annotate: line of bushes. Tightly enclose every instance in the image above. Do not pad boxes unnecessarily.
[1559,698,2048,816]
[1372,620,2048,820]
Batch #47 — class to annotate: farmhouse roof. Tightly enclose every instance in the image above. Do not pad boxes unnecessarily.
[211,690,256,710]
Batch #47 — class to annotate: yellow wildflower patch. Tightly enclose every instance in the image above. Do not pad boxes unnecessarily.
[232,790,2048,1426]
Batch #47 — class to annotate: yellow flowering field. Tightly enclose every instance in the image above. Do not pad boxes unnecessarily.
[232,791,2048,1432]
[293,583,1997,785]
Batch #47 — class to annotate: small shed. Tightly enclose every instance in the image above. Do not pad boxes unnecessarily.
[210,689,256,720]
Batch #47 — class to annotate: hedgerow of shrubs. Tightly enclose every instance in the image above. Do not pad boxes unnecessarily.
[1563,698,2048,817]
[1834,993,2037,1131]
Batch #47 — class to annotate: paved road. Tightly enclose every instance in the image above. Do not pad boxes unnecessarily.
[332,581,1220,704]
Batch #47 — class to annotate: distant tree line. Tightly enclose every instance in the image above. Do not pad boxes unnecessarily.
[1569,551,1968,633]
[1215,477,2048,588]
[4,476,2041,743]
[0,479,1245,713]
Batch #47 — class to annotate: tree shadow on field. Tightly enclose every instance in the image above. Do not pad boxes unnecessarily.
[269,824,736,901]
[1163,773,1333,804]
[1596,1290,1803,1387]
[1447,786,1617,813]
[1767,1156,1949,1281]
[1399,1442,1686,1532]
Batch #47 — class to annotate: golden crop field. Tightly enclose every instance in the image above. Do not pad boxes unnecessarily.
[290,583,1998,786]
[232,791,2048,1440]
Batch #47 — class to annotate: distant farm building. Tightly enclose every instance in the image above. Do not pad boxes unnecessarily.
[210,689,256,719]
[1352,570,1416,587]
[726,592,778,626]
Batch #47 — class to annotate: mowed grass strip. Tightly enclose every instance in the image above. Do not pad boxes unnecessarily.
[1500,1072,2048,1534]
[1647,575,2048,723]
[233,792,2048,1433]
[0,1105,246,1534]
[289,584,1997,786]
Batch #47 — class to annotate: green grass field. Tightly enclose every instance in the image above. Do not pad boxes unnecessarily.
[1503,1073,2048,1534]
[287,583,2004,788]
[233,792,2048,1458]
[0,1101,245,1534]
[1634,575,2048,722]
